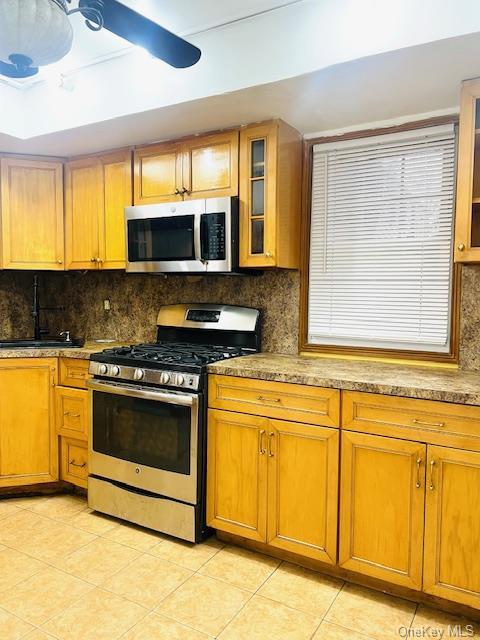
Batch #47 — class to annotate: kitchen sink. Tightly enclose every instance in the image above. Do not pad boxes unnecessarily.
[0,338,84,349]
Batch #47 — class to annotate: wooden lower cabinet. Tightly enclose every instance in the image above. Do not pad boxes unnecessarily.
[207,409,268,542]
[0,359,58,487]
[423,445,480,608]
[339,431,426,590]
[267,420,338,562]
[61,437,88,489]
[207,408,339,562]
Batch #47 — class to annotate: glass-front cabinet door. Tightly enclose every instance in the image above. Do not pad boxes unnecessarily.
[455,78,480,262]
[239,122,278,267]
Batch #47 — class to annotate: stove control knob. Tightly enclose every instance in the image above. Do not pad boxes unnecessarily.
[160,372,171,385]
[111,365,120,377]
[133,368,145,381]
[176,374,185,386]
[98,364,108,375]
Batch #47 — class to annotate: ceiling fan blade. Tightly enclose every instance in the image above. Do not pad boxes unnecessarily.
[79,0,201,69]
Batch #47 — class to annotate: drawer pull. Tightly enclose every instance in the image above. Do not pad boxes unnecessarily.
[69,459,86,468]
[64,412,80,418]
[258,429,266,455]
[412,418,445,428]
[69,372,87,379]
[415,457,422,488]
[257,395,282,404]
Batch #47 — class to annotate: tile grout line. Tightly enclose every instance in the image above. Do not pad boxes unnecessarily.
[309,579,347,638]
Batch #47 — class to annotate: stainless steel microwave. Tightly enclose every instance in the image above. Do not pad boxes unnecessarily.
[125,196,239,274]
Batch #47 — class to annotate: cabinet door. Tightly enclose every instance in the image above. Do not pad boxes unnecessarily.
[65,158,102,269]
[133,142,183,204]
[98,150,132,269]
[455,79,480,262]
[339,431,426,590]
[423,445,480,608]
[183,131,239,199]
[0,157,64,270]
[267,420,339,563]
[0,359,58,487]
[207,409,268,542]
[239,122,278,267]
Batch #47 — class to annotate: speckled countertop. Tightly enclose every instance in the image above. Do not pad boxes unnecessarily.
[208,353,480,406]
[0,343,124,360]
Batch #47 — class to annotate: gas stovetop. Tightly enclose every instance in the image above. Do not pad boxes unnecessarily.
[89,304,261,392]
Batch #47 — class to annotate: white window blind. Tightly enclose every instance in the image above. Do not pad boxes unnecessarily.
[308,125,456,353]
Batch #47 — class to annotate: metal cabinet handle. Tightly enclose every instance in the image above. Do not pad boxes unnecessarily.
[268,432,275,457]
[429,459,436,491]
[458,243,465,252]
[412,418,445,428]
[415,458,422,488]
[64,412,80,418]
[174,188,181,195]
[181,187,190,195]
[257,395,281,404]
[91,257,96,262]
[258,429,266,455]
[69,460,86,468]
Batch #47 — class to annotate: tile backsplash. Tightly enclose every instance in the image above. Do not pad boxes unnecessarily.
[42,269,301,355]
[3,264,480,368]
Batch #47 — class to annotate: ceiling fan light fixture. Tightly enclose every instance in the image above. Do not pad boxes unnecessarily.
[0,0,73,76]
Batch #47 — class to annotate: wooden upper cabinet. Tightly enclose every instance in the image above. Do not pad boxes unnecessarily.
[423,445,480,608]
[134,131,239,204]
[65,150,132,270]
[455,78,480,262]
[239,120,302,269]
[134,142,184,204]
[339,431,426,590]
[183,130,238,199]
[0,157,64,270]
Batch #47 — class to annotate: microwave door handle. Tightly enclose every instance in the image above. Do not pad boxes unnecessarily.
[194,214,202,263]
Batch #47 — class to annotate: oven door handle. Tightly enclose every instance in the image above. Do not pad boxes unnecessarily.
[87,379,198,407]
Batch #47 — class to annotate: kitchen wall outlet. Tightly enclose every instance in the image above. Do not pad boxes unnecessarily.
[103,299,111,311]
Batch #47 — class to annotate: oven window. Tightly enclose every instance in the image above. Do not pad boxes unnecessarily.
[93,391,191,475]
[128,215,195,262]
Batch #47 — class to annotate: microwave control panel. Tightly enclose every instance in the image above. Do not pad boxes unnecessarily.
[201,212,226,261]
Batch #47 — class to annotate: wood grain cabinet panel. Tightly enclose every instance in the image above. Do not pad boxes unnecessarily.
[56,386,89,441]
[239,120,302,268]
[209,375,340,427]
[207,409,268,542]
[267,420,339,563]
[0,358,58,487]
[339,430,426,590]
[342,391,480,452]
[134,142,183,204]
[61,437,88,489]
[423,445,480,608]
[183,130,238,199]
[0,157,64,270]
[59,358,90,389]
[65,150,131,269]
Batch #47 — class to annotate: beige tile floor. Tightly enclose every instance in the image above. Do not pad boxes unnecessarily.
[0,494,478,639]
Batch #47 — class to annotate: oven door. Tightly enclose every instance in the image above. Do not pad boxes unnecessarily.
[125,200,206,273]
[87,379,199,505]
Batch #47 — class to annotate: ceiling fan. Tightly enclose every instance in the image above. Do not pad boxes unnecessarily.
[0,0,202,79]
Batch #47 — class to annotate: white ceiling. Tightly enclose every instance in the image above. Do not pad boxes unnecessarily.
[1,0,480,154]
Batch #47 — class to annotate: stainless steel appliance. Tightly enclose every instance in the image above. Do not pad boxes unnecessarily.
[87,304,261,542]
[125,196,239,274]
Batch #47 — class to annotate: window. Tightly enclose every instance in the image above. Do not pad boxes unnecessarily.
[306,124,456,356]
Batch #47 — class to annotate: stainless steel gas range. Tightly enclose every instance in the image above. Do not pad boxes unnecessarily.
[87,304,261,542]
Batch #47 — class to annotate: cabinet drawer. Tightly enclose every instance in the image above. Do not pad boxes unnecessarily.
[342,391,480,451]
[59,358,90,389]
[56,386,88,441]
[61,438,88,488]
[209,375,340,427]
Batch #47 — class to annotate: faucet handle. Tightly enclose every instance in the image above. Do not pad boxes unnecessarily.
[60,331,71,342]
